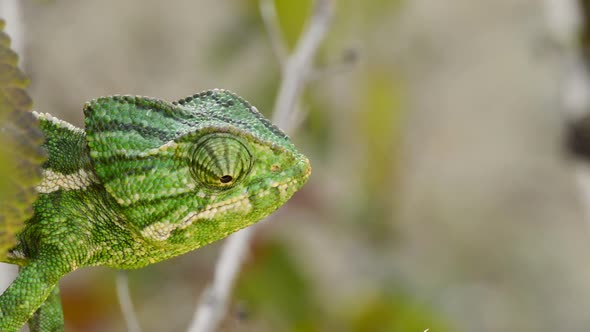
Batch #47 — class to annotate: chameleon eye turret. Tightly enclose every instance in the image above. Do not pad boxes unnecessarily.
[189,134,253,189]
[0,89,311,331]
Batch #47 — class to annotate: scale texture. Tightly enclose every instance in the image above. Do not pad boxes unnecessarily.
[0,89,311,331]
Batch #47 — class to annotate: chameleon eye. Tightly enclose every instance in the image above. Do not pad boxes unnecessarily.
[190,135,252,189]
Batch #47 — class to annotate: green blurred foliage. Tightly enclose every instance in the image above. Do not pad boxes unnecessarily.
[0,19,45,262]
[205,8,263,69]
[357,69,405,242]
[236,241,322,332]
[304,94,333,158]
[236,241,452,332]
[274,0,313,50]
[205,0,313,71]
[343,291,452,332]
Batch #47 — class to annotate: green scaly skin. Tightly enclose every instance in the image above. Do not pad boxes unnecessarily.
[0,89,311,331]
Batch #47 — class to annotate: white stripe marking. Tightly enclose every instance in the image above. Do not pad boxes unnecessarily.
[37,169,98,193]
[140,194,253,241]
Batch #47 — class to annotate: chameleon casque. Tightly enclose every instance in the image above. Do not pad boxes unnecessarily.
[0,89,311,331]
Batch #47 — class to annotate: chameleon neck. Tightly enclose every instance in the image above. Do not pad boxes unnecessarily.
[13,112,256,269]
[9,113,158,269]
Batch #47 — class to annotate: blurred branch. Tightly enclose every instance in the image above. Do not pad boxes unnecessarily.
[0,0,24,294]
[577,0,590,67]
[260,0,313,134]
[187,228,253,332]
[271,0,334,127]
[186,1,334,331]
[543,0,587,119]
[259,0,288,67]
[570,0,590,229]
[116,271,141,332]
[545,0,590,230]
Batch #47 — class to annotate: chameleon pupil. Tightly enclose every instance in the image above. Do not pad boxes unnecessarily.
[220,175,233,183]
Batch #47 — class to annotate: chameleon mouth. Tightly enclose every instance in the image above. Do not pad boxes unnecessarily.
[140,174,306,242]
[256,176,303,201]
[196,172,305,220]
[191,163,308,221]
[254,156,310,201]
[300,156,312,179]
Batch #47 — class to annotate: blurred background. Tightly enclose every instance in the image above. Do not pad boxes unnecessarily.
[4,0,590,331]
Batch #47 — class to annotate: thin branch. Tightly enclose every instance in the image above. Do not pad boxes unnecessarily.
[272,0,334,127]
[259,0,288,67]
[186,1,334,331]
[543,0,590,233]
[187,228,254,332]
[543,0,587,118]
[116,271,141,332]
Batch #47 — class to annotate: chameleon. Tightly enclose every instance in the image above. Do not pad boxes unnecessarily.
[0,89,311,331]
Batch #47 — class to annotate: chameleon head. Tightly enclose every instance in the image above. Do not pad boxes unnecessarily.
[176,129,311,234]
[187,131,311,211]
[84,89,310,251]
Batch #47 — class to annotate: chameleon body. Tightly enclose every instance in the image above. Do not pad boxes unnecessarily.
[0,89,311,331]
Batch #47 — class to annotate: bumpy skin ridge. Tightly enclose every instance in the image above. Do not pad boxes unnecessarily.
[0,90,311,331]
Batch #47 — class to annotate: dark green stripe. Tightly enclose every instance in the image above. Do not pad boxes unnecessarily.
[96,119,173,142]
[96,156,176,183]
